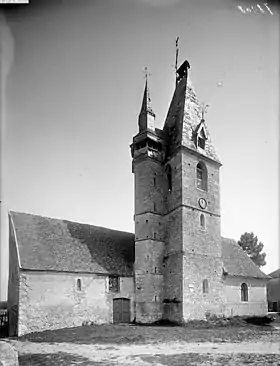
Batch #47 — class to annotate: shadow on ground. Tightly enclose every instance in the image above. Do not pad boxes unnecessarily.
[15,324,277,345]
[139,353,280,366]
[19,352,100,366]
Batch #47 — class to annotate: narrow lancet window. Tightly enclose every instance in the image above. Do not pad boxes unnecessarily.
[77,279,82,291]
[200,214,205,229]
[196,162,207,191]
[166,164,172,192]
[241,283,248,301]
[202,279,209,294]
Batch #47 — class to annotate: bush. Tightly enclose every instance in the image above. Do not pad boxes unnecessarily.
[245,316,275,326]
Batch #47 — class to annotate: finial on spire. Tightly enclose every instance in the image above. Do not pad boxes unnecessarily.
[143,66,151,83]
[141,67,153,116]
[138,67,155,133]
[201,102,209,121]
[176,60,190,84]
[175,37,179,87]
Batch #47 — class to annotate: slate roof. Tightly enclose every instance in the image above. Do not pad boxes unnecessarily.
[10,211,134,276]
[10,211,268,280]
[221,237,268,279]
[163,73,221,164]
[268,269,280,278]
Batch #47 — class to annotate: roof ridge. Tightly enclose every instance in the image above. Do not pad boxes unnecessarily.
[10,211,134,236]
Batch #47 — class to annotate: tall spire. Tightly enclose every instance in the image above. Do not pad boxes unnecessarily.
[175,37,179,88]
[163,60,221,164]
[138,69,155,133]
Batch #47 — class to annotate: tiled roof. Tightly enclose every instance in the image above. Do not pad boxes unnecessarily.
[10,212,269,280]
[163,75,221,164]
[268,269,280,278]
[10,211,134,276]
[221,237,269,279]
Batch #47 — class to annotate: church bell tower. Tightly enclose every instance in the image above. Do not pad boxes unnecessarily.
[130,78,166,323]
[131,60,224,324]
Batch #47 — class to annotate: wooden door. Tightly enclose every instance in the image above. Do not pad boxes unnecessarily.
[113,298,130,323]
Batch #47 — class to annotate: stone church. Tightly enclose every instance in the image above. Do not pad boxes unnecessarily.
[8,61,269,336]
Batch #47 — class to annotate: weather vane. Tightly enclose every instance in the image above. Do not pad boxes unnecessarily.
[201,102,209,120]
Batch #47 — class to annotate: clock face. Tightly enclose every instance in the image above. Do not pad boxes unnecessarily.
[198,198,207,209]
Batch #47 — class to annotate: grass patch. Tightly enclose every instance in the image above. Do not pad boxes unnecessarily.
[16,323,277,345]
[19,352,95,366]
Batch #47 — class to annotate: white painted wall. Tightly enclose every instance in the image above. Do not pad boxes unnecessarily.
[223,276,268,317]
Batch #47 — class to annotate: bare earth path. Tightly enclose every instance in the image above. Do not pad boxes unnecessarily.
[5,324,280,365]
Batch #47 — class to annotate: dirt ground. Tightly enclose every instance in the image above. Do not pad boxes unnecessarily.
[6,323,280,366]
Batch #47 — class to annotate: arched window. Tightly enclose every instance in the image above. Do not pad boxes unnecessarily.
[200,214,205,229]
[77,279,82,291]
[241,283,248,302]
[166,164,172,192]
[196,162,207,191]
[203,279,209,294]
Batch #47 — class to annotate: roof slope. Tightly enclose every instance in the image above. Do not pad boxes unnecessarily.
[221,237,268,279]
[163,70,221,164]
[268,268,280,278]
[10,211,134,276]
[10,212,269,280]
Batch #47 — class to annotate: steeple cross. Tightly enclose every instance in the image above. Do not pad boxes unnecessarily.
[143,67,152,82]
[201,102,209,120]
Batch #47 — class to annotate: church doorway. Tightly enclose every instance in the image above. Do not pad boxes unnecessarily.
[113,298,130,323]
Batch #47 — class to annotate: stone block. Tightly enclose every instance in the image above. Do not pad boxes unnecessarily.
[0,341,18,366]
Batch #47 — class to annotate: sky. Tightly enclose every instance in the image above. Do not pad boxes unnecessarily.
[0,0,279,300]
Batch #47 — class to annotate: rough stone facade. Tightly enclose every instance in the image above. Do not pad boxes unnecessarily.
[15,271,134,336]
[131,63,224,323]
[0,341,18,366]
[131,60,268,323]
[7,216,20,337]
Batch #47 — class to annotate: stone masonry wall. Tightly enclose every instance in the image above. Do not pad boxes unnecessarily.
[134,155,166,323]
[134,157,166,215]
[181,151,224,320]
[182,151,221,218]
[163,151,184,322]
[163,209,183,312]
[223,276,268,317]
[18,271,134,335]
[183,255,224,320]
[7,218,20,337]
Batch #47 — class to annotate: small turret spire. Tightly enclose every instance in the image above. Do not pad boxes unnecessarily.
[138,68,155,133]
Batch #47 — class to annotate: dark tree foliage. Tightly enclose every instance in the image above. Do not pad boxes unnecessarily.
[238,232,266,267]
